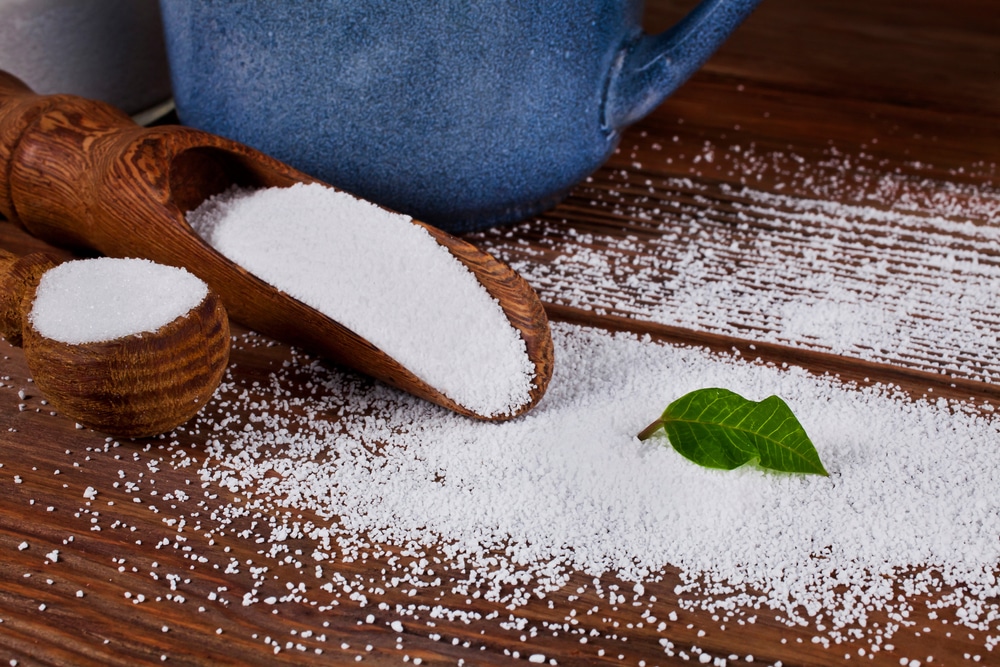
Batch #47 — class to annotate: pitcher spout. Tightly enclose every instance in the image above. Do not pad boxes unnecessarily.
[603,0,763,132]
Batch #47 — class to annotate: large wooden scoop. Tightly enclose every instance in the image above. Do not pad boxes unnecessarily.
[0,71,553,420]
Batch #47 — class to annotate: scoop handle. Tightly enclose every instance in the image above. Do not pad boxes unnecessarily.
[0,71,201,255]
[0,248,56,347]
[0,72,138,247]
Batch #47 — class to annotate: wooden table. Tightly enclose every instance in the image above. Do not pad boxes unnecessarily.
[2,0,999,664]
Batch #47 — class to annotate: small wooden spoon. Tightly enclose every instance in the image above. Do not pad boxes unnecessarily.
[0,70,553,420]
[0,249,230,438]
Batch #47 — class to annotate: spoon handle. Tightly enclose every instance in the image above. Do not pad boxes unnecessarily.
[0,248,55,347]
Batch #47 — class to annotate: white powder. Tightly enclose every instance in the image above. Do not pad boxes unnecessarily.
[193,322,1000,647]
[185,183,534,418]
[29,258,208,344]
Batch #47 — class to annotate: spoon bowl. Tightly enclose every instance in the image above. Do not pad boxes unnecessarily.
[0,70,554,420]
[0,250,230,438]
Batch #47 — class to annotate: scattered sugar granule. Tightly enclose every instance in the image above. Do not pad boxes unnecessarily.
[29,258,208,344]
[470,157,1000,390]
[197,322,1000,641]
[186,183,535,417]
[45,550,58,563]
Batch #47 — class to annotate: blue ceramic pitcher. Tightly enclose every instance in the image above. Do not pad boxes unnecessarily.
[160,0,761,232]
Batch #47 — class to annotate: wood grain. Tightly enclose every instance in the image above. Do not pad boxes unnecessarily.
[0,249,54,346]
[21,286,231,439]
[0,72,553,421]
[1,0,999,665]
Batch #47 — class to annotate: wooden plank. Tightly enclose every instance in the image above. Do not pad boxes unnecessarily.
[1,0,999,665]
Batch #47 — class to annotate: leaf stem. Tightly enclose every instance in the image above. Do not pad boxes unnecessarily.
[637,419,664,441]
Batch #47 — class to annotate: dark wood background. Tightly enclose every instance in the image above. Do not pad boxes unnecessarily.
[2,0,998,664]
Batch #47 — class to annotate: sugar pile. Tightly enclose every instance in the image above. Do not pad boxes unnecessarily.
[29,257,208,344]
[186,183,534,418]
[194,321,1000,649]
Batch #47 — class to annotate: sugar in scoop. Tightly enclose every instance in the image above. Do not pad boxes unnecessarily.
[0,252,230,437]
[187,183,538,418]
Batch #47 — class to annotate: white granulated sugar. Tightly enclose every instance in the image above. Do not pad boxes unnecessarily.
[29,258,208,345]
[186,183,534,417]
[198,322,1000,641]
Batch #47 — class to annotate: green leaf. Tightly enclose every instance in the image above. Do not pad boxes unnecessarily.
[638,388,828,476]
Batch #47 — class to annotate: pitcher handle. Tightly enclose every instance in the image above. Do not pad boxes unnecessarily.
[604,0,763,131]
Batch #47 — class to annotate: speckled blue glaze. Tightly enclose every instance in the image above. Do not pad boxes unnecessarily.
[159,0,761,232]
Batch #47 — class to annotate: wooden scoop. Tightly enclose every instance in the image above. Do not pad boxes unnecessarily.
[0,71,553,420]
[0,249,230,438]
